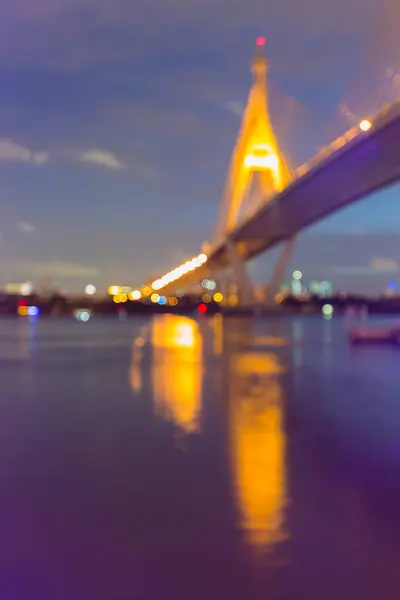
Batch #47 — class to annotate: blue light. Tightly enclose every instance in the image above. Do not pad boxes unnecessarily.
[158,296,167,305]
[388,281,397,290]
[28,306,39,316]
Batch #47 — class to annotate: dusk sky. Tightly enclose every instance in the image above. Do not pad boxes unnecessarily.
[1,0,400,294]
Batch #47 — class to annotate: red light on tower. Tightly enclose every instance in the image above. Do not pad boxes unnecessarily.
[256,36,266,47]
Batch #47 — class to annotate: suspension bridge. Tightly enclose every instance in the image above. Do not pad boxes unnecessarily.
[147,34,400,306]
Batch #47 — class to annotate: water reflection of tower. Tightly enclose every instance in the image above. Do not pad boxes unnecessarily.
[151,316,203,434]
[223,320,288,558]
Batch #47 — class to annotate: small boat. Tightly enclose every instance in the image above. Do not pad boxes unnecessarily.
[349,325,400,345]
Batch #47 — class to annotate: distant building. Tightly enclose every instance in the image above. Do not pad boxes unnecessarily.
[309,280,332,298]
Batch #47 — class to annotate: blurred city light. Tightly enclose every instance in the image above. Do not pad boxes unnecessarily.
[27,306,39,316]
[293,270,302,280]
[130,290,142,300]
[322,304,333,318]
[74,309,91,322]
[151,293,160,303]
[108,285,121,296]
[198,303,207,314]
[213,292,224,303]
[158,296,167,305]
[85,284,96,295]
[20,282,33,296]
[202,279,216,290]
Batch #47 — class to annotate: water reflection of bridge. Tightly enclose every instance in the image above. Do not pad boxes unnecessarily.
[130,314,288,555]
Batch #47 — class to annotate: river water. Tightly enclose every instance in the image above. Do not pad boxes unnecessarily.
[1,314,400,599]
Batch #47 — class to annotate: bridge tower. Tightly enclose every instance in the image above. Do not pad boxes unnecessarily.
[214,37,294,307]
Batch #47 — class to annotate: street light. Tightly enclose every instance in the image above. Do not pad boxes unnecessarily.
[359,119,372,132]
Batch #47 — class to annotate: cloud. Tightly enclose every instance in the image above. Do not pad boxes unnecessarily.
[11,260,100,278]
[369,258,399,272]
[17,221,36,233]
[331,259,399,276]
[223,101,244,117]
[332,266,381,275]
[80,148,124,170]
[0,139,49,165]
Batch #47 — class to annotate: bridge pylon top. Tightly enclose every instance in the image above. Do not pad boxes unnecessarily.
[252,36,267,79]
[212,35,293,241]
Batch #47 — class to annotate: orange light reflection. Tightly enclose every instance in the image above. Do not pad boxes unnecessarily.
[151,316,203,433]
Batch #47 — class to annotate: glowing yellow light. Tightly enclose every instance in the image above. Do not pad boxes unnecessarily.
[130,290,142,301]
[148,252,208,294]
[151,279,163,291]
[244,152,278,170]
[17,306,29,316]
[213,292,224,303]
[202,293,211,303]
[359,119,371,132]
[113,295,121,304]
[151,316,203,434]
[274,293,284,304]
[119,293,128,303]
[108,285,121,296]
[142,286,152,296]
[168,297,178,306]
[230,352,287,550]
[151,293,160,303]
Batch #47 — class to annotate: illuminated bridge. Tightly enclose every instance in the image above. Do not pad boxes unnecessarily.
[148,37,400,305]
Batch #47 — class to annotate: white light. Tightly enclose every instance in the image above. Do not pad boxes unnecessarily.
[20,282,33,296]
[74,309,91,322]
[359,119,371,132]
[152,279,163,291]
[85,284,96,295]
[293,270,302,281]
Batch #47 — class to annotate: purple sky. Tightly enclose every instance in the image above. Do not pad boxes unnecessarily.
[0,0,400,293]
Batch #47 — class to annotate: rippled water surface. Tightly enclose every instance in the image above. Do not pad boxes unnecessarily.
[2,314,400,599]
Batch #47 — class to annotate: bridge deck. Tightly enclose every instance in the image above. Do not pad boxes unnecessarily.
[162,102,400,293]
